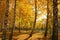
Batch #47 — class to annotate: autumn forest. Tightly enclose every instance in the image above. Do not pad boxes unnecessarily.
[0,0,60,40]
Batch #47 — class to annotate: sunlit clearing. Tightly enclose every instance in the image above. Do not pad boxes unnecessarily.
[36,14,47,22]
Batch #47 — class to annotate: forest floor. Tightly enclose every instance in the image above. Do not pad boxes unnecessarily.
[0,30,60,40]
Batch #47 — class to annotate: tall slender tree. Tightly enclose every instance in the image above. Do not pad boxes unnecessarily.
[2,0,9,40]
[25,0,37,40]
[52,0,58,40]
[19,13,20,33]
[9,0,16,40]
[30,0,37,37]
[0,9,2,32]
[0,14,2,32]
[0,0,2,32]
[44,0,49,38]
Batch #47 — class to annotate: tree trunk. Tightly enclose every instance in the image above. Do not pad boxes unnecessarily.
[19,12,20,33]
[2,0,9,40]
[9,0,16,40]
[52,0,58,40]
[25,0,37,40]
[18,22,20,33]
[44,0,49,38]
[0,13,2,32]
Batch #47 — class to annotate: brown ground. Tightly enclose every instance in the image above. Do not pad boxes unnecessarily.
[0,31,60,40]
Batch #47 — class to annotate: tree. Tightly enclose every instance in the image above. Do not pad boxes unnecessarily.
[2,0,9,40]
[25,0,37,40]
[19,13,20,33]
[44,0,49,38]
[9,0,16,40]
[52,0,58,40]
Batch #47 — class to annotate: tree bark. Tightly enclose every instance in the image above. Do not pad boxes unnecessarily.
[25,0,37,40]
[52,0,58,40]
[9,0,16,40]
[19,12,20,33]
[19,22,20,33]
[2,0,9,40]
[44,0,49,38]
